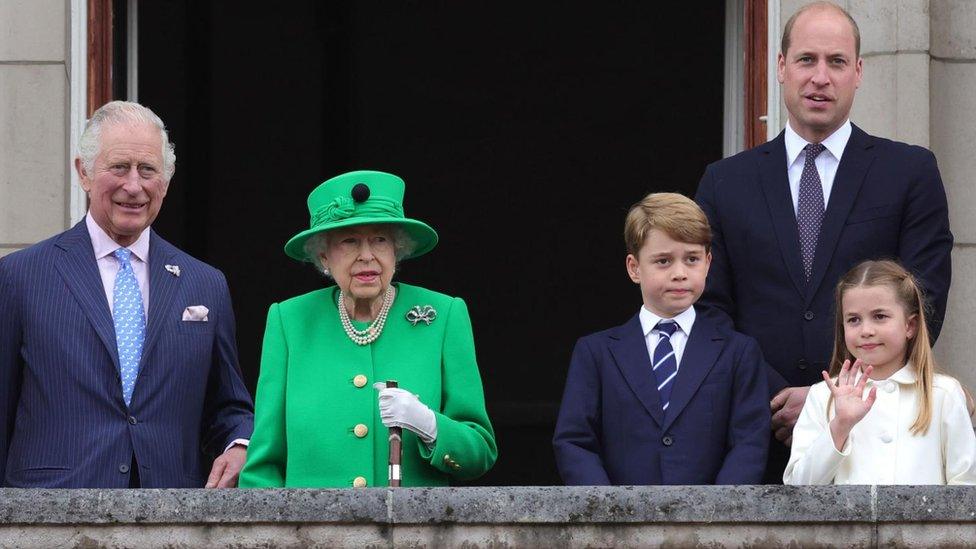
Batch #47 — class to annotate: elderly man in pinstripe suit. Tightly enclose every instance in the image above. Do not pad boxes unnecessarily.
[0,101,253,488]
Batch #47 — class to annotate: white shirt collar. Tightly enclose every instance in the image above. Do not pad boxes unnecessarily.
[853,362,918,385]
[784,119,852,167]
[85,211,151,264]
[639,305,696,337]
[887,362,918,384]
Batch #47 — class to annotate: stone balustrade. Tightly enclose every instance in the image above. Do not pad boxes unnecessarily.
[1,485,975,547]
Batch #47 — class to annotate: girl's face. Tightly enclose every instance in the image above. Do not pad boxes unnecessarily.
[841,284,918,378]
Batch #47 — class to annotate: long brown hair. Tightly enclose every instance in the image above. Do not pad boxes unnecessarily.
[829,260,934,435]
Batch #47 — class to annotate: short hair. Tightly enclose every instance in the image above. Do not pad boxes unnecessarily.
[303,225,418,278]
[624,192,711,256]
[78,100,177,182]
[781,1,861,58]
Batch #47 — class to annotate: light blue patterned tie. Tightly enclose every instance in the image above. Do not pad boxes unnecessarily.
[652,321,679,411]
[113,248,146,406]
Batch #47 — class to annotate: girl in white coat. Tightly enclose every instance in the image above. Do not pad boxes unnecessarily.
[784,260,976,485]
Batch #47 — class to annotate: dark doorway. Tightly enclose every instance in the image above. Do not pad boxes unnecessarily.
[138,1,726,486]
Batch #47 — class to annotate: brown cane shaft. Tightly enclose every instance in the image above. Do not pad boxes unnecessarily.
[387,380,402,487]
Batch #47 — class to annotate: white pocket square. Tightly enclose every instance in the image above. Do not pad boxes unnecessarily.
[182,305,210,322]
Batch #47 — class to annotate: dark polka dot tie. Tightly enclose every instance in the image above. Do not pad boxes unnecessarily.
[797,143,826,280]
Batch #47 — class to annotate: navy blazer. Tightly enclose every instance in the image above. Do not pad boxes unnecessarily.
[552,312,770,485]
[695,125,952,395]
[0,221,254,488]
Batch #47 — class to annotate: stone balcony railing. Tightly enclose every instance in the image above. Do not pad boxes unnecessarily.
[1,485,975,547]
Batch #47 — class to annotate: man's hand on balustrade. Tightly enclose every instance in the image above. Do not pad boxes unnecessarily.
[206,444,247,488]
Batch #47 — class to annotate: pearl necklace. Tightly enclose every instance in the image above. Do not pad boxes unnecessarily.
[337,286,396,346]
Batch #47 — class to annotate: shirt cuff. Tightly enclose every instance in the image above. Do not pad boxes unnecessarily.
[224,438,249,453]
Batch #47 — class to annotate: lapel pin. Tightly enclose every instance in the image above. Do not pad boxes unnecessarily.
[165,264,181,277]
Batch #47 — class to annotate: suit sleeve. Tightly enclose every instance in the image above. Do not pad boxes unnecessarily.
[200,273,254,456]
[899,150,952,343]
[239,303,288,487]
[0,258,23,483]
[695,165,736,328]
[552,337,612,485]
[715,337,770,484]
[417,297,497,481]
[696,165,789,395]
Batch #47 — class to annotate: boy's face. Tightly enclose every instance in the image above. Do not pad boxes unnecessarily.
[627,229,711,318]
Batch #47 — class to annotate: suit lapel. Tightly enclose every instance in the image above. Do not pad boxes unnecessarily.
[805,125,875,304]
[609,315,664,427]
[661,316,724,432]
[140,231,181,368]
[54,221,119,371]
[757,132,807,299]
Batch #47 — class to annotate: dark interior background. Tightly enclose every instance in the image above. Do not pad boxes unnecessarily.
[135,1,726,486]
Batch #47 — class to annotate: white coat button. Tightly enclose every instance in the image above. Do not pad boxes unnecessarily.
[881,433,893,443]
[884,382,896,393]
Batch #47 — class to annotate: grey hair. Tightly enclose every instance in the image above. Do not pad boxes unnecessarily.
[303,225,418,279]
[78,101,177,182]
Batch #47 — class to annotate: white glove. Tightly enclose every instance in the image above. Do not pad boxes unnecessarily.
[374,382,438,444]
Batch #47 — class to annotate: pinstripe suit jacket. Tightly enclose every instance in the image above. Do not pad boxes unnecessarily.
[0,221,254,488]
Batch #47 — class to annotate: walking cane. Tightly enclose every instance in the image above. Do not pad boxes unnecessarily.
[387,380,402,487]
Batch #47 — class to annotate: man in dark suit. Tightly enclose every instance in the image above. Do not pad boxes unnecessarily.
[695,1,952,481]
[0,101,254,488]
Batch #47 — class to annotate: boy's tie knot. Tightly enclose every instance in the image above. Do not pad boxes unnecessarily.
[656,320,678,338]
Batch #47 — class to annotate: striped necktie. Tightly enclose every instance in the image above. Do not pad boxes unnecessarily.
[113,248,146,407]
[652,321,679,411]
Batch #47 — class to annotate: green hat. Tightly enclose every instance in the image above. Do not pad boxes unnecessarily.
[284,170,438,262]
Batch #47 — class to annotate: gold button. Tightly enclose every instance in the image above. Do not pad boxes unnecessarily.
[354,423,369,438]
[353,374,368,388]
[442,454,451,464]
[452,463,461,470]
[352,476,367,488]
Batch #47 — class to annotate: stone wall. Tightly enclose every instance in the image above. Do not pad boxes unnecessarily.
[0,486,974,547]
[0,0,73,258]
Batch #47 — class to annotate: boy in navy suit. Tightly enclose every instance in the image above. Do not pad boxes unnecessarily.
[553,193,770,485]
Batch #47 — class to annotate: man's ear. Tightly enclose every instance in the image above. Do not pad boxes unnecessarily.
[75,158,91,192]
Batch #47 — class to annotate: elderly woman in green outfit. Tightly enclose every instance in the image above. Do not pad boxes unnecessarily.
[239,170,497,488]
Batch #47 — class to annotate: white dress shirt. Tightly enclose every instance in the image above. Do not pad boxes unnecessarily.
[784,364,976,485]
[638,305,697,370]
[86,212,150,317]
[784,119,852,214]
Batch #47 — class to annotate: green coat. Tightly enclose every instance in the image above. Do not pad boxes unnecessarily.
[239,283,497,488]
